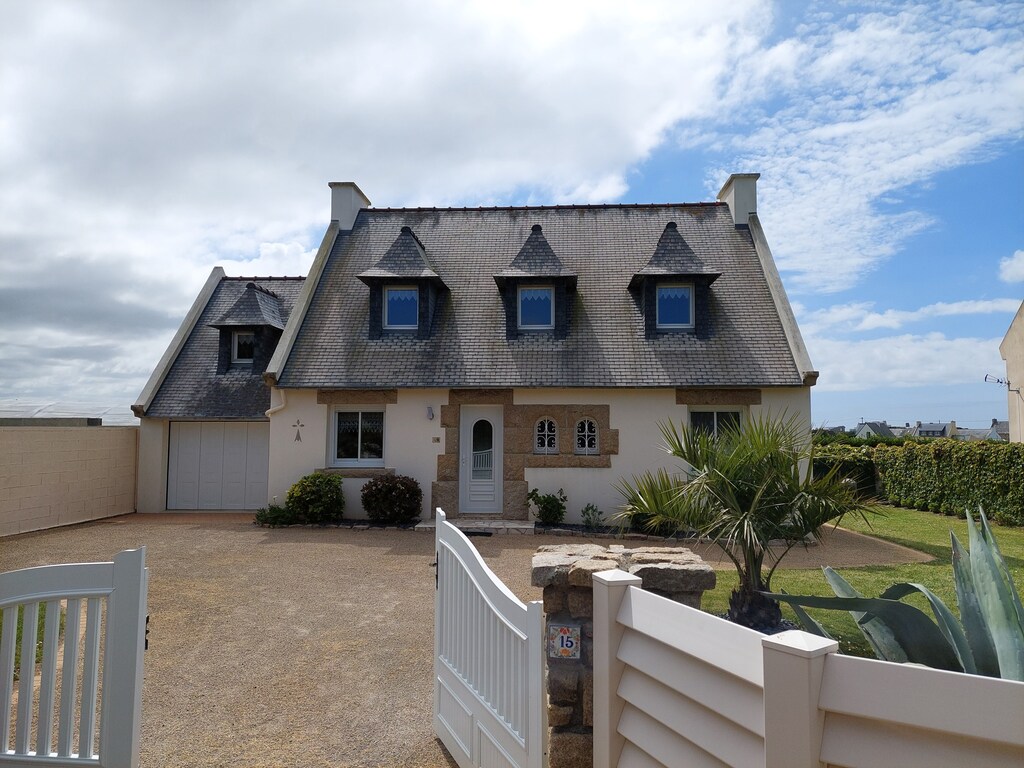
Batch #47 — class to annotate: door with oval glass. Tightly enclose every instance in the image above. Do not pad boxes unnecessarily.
[459,405,503,514]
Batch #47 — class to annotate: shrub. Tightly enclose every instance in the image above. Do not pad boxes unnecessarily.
[580,503,605,530]
[813,444,877,496]
[360,474,422,524]
[286,472,345,525]
[527,488,568,525]
[254,503,296,527]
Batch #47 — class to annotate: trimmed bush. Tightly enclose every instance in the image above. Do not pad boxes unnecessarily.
[813,444,878,496]
[360,474,422,524]
[527,488,567,525]
[254,503,295,527]
[286,472,345,525]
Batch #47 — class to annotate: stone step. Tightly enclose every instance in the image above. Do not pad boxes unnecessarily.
[414,519,535,535]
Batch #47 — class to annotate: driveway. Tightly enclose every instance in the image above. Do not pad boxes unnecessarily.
[0,514,927,767]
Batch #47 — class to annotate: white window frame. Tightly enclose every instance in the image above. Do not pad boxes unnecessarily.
[656,282,695,330]
[517,285,555,330]
[232,330,255,363]
[574,418,599,455]
[534,418,559,455]
[330,408,386,468]
[383,285,419,330]
[689,408,743,438]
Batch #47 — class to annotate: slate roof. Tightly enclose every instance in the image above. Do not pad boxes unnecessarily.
[494,224,576,285]
[856,421,895,438]
[357,226,443,281]
[211,282,286,329]
[278,204,805,389]
[147,277,304,419]
[630,221,719,286]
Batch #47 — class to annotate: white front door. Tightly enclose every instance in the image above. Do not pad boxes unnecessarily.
[459,405,503,514]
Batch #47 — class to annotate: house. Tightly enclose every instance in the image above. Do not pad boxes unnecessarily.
[953,419,1007,442]
[1000,300,1024,442]
[134,174,818,520]
[853,421,895,439]
[907,421,957,438]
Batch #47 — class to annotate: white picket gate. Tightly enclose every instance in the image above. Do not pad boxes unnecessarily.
[434,509,546,768]
[1,548,148,767]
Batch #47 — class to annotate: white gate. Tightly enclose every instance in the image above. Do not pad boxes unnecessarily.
[434,509,546,768]
[1,548,148,767]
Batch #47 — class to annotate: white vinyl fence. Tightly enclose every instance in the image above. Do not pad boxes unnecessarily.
[593,569,1024,768]
[1,548,148,767]
[434,509,546,768]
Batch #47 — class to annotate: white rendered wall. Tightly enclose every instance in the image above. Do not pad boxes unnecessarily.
[136,418,169,513]
[518,386,811,524]
[1001,305,1023,442]
[267,387,447,518]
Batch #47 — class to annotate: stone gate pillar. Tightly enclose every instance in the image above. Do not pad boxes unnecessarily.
[530,543,716,768]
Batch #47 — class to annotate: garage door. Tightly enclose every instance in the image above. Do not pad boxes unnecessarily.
[168,422,269,510]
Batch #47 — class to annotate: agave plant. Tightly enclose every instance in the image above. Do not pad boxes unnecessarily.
[769,510,1024,680]
[616,414,877,631]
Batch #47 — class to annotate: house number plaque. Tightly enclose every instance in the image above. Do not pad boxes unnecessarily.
[547,624,581,659]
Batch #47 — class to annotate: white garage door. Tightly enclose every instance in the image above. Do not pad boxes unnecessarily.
[168,422,269,510]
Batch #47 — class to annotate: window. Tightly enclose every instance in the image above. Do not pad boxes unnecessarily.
[333,410,384,466]
[518,286,554,329]
[384,286,418,329]
[232,331,255,362]
[656,284,694,329]
[575,419,598,455]
[534,418,558,454]
[690,410,740,438]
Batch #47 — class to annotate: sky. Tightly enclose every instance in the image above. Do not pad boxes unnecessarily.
[0,0,1021,429]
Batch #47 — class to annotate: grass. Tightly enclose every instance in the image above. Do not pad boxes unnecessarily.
[0,603,59,681]
[700,506,1024,657]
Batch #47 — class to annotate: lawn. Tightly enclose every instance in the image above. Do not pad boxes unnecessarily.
[699,505,1024,657]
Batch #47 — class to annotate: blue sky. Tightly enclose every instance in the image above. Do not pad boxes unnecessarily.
[0,0,1021,428]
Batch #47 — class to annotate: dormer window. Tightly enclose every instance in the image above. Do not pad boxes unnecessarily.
[384,286,419,330]
[232,331,255,362]
[656,284,694,329]
[518,286,554,330]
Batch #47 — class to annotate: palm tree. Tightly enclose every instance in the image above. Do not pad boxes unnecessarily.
[616,414,876,630]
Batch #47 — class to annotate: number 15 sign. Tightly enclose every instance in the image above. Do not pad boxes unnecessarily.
[547,624,581,659]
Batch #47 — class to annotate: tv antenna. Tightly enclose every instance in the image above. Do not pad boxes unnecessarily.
[984,374,1022,398]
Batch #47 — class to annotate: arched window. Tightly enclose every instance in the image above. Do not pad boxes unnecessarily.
[534,418,558,454]
[575,419,598,455]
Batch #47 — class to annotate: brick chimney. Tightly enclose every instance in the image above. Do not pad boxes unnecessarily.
[717,173,759,227]
[329,182,371,230]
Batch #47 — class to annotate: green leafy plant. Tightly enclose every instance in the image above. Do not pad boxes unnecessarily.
[360,474,423,524]
[527,488,568,525]
[615,415,877,630]
[286,472,345,525]
[580,503,605,530]
[254,503,295,527]
[770,510,1024,680]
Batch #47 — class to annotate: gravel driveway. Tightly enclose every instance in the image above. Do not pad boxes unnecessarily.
[0,514,927,767]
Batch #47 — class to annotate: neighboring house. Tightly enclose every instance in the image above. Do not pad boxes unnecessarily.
[853,421,895,439]
[890,423,912,438]
[954,425,1005,442]
[1000,300,1024,443]
[907,421,957,438]
[135,174,818,520]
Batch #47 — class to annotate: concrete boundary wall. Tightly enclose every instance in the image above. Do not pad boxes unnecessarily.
[0,426,137,537]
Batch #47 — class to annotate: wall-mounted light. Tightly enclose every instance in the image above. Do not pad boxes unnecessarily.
[427,406,435,421]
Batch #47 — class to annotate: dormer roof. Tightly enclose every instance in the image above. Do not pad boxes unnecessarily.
[494,224,577,289]
[210,282,286,329]
[629,221,720,291]
[358,226,444,284]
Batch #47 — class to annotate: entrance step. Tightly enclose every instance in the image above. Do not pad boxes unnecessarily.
[414,519,535,535]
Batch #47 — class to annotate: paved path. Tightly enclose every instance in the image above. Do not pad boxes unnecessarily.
[0,514,928,767]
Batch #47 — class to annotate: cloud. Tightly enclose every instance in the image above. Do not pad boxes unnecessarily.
[807,332,1006,392]
[798,298,1022,334]
[704,2,1024,293]
[999,250,1024,283]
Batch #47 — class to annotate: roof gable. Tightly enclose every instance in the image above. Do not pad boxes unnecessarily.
[494,224,576,287]
[358,226,442,282]
[630,221,719,285]
[211,282,286,329]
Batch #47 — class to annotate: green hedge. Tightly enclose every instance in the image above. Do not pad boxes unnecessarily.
[813,444,878,496]
[873,440,1024,526]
